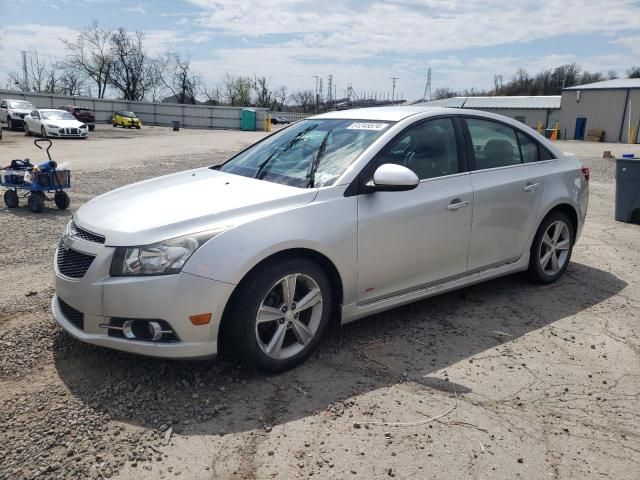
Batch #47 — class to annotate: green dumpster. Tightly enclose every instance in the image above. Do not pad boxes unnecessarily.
[241,108,256,131]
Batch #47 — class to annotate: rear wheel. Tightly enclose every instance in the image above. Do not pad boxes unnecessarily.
[54,191,70,210]
[225,258,333,372]
[4,190,19,208]
[27,192,45,213]
[527,211,575,284]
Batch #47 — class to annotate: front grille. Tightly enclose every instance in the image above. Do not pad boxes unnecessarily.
[64,128,79,135]
[57,239,96,279]
[70,220,105,244]
[58,299,84,330]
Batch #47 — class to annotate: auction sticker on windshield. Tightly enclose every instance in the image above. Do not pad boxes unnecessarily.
[346,122,388,131]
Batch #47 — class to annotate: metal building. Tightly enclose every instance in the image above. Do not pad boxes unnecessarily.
[419,96,561,130]
[558,79,640,143]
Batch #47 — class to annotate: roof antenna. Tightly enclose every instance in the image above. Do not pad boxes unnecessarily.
[460,96,469,108]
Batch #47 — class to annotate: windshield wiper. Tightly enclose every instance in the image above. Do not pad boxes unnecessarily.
[306,129,332,188]
[254,124,318,180]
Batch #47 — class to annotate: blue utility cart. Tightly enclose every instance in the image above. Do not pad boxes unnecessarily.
[1,139,72,213]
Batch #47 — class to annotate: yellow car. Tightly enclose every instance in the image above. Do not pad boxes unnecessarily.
[112,111,142,129]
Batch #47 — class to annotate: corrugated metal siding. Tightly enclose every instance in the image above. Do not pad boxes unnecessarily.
[478,108,551,130]
[0,89,268,130]
[558,90,628,142]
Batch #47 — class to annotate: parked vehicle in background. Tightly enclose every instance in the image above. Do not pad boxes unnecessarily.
[24,109,89,139]
[270,115,291,125]
[112,111,142,129]
[0,99,35,130]
[52,107,588,372]
[58,105,95,131]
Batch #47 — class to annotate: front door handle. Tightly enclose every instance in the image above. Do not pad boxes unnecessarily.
[523,182,540,192]
[447,199,469,211]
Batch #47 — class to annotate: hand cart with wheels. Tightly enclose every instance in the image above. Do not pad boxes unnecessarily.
[1,138,72,213]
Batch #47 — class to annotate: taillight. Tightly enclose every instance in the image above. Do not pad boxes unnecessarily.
[581,167,590,183]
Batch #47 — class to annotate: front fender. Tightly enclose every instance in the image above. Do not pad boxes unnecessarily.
[182,188,359,306]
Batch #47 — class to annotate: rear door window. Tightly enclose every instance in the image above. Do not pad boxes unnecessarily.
[517,131,538,163]
[466,118,521,170]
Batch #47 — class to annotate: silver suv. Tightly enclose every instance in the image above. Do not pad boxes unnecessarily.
[0,99,35,130]
[52,107,589,372]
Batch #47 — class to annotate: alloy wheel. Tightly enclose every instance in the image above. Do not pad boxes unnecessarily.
[538,220,571,275]
[255,273,323,360]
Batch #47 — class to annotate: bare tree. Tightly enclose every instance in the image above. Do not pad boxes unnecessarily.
[108,28,151,101]
[161,51,200,104]
[202,83,223,105]
[63,20,112,98]
[8,50,57,93]
[628,66,640,79]
[290,90,316,112]
[223,74,252,106]
[432,87,456,100]
[252,75,273,108]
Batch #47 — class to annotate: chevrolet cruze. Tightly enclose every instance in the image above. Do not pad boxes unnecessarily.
[53,107,589,372]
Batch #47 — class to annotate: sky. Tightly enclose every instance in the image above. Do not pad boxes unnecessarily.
[1,0,640,101]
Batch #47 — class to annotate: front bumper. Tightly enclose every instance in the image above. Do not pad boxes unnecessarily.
[45,127,88,138]
[53,238,235,359]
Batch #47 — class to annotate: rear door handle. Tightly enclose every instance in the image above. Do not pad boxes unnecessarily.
[523,182,540,192]
[447,199,469,211]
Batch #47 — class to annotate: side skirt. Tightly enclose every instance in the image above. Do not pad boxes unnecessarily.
[340,253,530,324]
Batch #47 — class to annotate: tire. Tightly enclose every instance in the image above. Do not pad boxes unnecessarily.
[7,117,13,130]
[27,193,45,213]
[54,191,70,210]
[112,121,117,127]
[135,125,141,129]
[527,211,575,284]
[4,190,19,208]
[40,126,48,138]
[24,122,31,136]
[89,125,95,131]
[224,257,333,372]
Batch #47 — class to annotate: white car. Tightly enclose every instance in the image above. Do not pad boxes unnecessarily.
[0,99,35,130]
[24,109,89,139]
[53,107,589,372]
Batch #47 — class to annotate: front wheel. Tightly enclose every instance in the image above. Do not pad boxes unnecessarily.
[27,193,45,213]
[7,117,13,130]
[24,123,30,136]
[54,191,70,210]
[225,258,333,372]
[4,190,19,208]
[40,126,48,138]
[527,211,575,284]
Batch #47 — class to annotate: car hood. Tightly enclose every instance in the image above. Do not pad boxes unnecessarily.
[44,119,85,127]
[74,168,317,246]
[10,108,32,115]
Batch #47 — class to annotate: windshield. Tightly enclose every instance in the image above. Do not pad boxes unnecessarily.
[122,111,137,117]
[218,119,391,188]
[41,111,76,120]
[8,100,33,110]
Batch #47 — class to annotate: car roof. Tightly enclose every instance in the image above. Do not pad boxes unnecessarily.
[310,106,466,122]
[38,109,70,113]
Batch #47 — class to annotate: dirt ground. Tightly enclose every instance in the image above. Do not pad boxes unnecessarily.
[0,126,639,480]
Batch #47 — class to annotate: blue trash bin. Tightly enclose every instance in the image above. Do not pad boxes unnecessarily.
[615,157,640,223]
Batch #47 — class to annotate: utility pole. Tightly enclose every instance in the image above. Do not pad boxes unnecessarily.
[390,77,399,102]
[313,75,319,113]
[327,74,333,105]
[22,51,29,91]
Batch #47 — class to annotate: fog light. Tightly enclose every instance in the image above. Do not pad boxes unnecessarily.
[190,313,212,325]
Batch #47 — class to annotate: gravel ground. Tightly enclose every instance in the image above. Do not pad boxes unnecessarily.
[0,131,639,480]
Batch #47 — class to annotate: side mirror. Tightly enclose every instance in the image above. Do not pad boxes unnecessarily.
[366,163,419,192]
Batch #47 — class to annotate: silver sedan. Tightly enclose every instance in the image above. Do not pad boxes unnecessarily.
[52,107,589,372]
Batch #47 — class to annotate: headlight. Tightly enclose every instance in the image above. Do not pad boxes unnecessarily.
[46,124,59,128]
[109,228,229,276]
[80,124,87,129]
